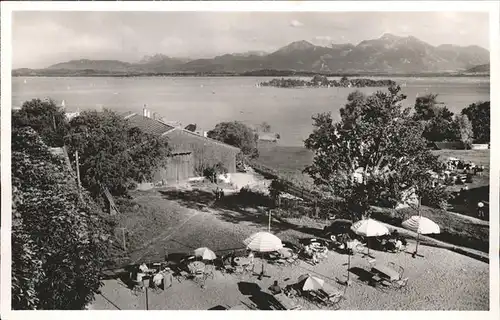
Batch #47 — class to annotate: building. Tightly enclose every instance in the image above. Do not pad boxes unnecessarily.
[125,109,240,185]
[257,132,279,147]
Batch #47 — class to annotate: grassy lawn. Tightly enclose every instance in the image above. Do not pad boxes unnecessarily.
[255,145,489,252]
[371,205,489,253]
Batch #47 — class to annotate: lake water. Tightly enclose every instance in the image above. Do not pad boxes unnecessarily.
[12,76,490,146]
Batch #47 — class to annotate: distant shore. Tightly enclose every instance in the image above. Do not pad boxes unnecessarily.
[12,68,490,78]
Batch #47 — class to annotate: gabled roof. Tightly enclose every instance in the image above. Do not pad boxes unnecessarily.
[165,127,241,152]
[125,113,240,152]
[125,113,175,136]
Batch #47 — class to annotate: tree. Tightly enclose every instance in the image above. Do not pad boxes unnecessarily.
[207,121,259,158]
[184,123,197,132]
[461,101,490,143]
[64,109,171,197]
[454,114,474,149]
[304,86,446,221]
[12,98,68,147]
[12,127,114,309]
[413,94,456,142]
[259,122,271,133]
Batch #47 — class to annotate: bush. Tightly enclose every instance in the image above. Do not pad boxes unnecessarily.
[12,127,114,310]
[202,162,228,183]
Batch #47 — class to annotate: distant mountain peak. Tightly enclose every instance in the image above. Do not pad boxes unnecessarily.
[379,33,402,41]
[274,40,317,54]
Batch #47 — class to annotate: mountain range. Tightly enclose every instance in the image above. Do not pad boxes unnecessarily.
[14,33,490,75]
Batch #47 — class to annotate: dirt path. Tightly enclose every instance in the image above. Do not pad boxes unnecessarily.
[129,208,206,264]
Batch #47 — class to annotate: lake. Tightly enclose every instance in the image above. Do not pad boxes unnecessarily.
[12,76,490,147]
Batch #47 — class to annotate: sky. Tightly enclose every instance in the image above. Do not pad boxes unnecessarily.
[12,11,490,69]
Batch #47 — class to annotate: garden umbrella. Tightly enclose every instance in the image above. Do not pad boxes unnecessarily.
[297,274,325,291]
[194,247,217,260]
[244,232,283,252]
[351,219,389,256]
[402,216,440,257]
[244,232,283,279]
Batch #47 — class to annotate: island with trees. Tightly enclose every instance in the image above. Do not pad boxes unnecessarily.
[259,75,396,88]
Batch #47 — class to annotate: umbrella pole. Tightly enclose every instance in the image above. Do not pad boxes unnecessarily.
[346,253,351,284]
[414,232,420,257]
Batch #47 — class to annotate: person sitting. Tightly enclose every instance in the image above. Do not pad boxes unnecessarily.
[139,263,149,273]
[269,280,282,295]
[152,272,164,289]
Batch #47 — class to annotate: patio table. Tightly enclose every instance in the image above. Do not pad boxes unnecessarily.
[273,293,301,310]
[371,264,400,281]
[234,257,250,266]
[188,261,205,273]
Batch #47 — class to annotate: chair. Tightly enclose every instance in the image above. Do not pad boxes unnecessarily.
[388,262,404,279]
[393,277,409,290]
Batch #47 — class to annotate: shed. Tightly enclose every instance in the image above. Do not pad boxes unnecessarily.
[125,112,240,185]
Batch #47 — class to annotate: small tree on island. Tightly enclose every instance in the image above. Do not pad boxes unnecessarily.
[207,121,259,158]
[454,114,474,149]
[304,86,447,221]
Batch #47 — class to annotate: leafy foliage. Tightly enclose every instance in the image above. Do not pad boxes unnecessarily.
[304,86,447,221]
[12,99,68,147]
[203,162,228,183]
[207,121,259,158]
[12,127,114,310]
[413,94,457,142]
[454,114,474,149]
[461,101,490,143]
[64,109,171,197]
[269,178,287,201]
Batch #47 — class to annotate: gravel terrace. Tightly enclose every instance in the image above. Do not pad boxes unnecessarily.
[93,190,489,310]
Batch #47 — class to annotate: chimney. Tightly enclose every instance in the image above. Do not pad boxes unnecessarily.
[143,105,147,117]
[147,110,151,118]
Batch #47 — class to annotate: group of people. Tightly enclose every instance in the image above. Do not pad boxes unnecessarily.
[131,262,174,292]
[302,242,328,265]
[378,230,407,252]
[214,187,224,201]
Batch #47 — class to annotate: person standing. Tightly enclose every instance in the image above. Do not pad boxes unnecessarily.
[477,202,485,219]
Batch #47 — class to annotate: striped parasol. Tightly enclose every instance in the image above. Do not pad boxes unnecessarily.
[297,274,325,291]
[194,247,217,260]
[402,216,440,235]
[243,232,283,252]
[351,219,389,237]
[402,216,440,258]
[351,219,389,256]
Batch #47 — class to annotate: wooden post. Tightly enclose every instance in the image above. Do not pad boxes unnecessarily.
[144,280,149,310]
[75,150,82,202]
[120,227,127,251]
[268,209,272,232]
[347,252,351,284]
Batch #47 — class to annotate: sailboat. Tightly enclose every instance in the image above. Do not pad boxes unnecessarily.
[23,79,27,84]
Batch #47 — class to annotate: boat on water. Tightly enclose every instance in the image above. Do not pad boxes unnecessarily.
[23,79,27,84]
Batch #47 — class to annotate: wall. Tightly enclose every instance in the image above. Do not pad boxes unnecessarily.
[152,153,194,185]
[164,129,239,174]
[471,144,489,150]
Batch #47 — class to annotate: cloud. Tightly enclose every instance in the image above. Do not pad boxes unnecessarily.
[289,19,304,28]
[314,36,333,42]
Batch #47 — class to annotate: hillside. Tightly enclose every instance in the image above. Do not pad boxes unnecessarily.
[464,63,490,74]
[13,33,490,76]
